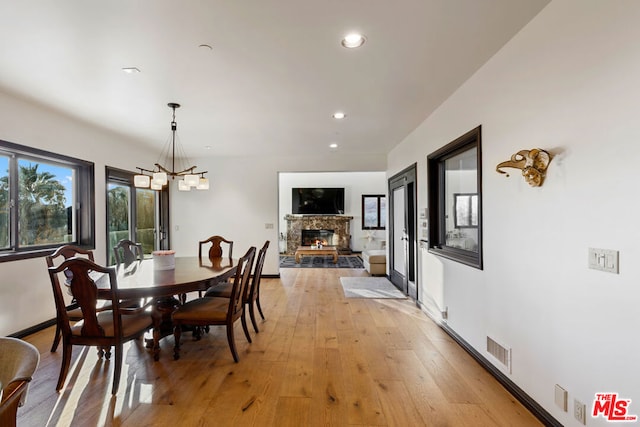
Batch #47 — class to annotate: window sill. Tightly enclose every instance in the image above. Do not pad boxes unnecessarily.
[0,245,92,263]
[428,246,483,270]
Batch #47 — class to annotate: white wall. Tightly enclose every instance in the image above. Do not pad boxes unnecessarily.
[388,1,640,425]
[278,172,387,253]
[0,91,152,336]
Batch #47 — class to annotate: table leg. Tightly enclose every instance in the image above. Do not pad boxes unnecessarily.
[146,297,181,361]
[295,252,301,263]
[332,252,338,263]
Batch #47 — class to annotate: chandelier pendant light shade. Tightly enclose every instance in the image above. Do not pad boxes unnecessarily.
[134,102,208,191]
[134,174,150,187]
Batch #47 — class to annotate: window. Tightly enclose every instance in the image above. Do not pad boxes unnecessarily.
[453,193,478,228]
[362,194,386,230]
[427,126,482,269]
[0,139,94,261]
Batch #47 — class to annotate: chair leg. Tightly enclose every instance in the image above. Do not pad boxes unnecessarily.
[192,326,203,341]
[241,312,252,344]
[112,343,123,395]
[226,323,239,362]
[50,323,62,352]
[256,296,266,320]
[152,308,162,362]
[173,324,182,360]
[56,340,72,391]
[249,302,260,333]
[104,346,112,360]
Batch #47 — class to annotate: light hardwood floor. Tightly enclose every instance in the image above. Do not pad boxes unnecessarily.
[17,267,542,426]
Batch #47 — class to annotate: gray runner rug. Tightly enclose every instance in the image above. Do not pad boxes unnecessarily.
[340,276,407,299]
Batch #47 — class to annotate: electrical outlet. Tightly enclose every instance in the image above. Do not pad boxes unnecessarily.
[574,399,586,425]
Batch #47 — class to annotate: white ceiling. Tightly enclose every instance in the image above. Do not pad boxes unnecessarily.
[0,0,549,158]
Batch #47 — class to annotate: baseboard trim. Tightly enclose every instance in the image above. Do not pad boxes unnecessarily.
[10,318,57,339]
[262,273,280,279]
[428,313,561,426]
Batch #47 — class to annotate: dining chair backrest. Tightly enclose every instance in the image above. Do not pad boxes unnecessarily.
[45,245,97,352]
[199,235,233,260]
[46,244,94,268]
[0,337,39,427]
[245,240,269,304]
[113,239,144,266]
[228,246,256,321]
[49,257,121,338]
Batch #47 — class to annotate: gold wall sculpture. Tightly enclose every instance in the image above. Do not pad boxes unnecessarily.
[496,148,552,187]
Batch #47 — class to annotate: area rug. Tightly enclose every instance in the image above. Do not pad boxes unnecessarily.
[279,255,364,269]
[340,277,407,299]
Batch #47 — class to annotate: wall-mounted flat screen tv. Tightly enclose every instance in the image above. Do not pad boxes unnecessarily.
[292,187,345,215]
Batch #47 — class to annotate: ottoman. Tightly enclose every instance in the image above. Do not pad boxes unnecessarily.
[362,249,387,276]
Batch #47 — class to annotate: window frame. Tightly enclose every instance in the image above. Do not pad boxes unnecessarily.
[0,139,95,262]
[361,194,386,230]
[427,126,483,269]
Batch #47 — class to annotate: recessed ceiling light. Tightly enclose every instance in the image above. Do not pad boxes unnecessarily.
[329,143,338,149]
[121,67,140,74]
[332,112,346,119]
[341,33,366,48]
[204,145,212,150]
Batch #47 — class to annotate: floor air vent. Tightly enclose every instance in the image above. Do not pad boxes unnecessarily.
[487,336,511,374]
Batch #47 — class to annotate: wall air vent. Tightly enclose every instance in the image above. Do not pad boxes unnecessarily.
[487,336,512,374]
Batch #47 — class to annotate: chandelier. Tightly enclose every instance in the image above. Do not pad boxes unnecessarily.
[134,102,209,191]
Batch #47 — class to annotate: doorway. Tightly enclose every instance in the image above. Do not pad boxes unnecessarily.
[388,164,417,300]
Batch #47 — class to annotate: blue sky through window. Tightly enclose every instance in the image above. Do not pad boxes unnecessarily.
[0,156,7,180]
[17,159,73,209]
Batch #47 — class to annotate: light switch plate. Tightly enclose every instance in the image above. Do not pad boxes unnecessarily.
[588,247,619,274]
[555,384,568,411]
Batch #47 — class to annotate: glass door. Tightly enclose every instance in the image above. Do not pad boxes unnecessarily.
[107,182,131,265]
[388,164,417,300]
[106,167,168,265]
[135,188,158,255]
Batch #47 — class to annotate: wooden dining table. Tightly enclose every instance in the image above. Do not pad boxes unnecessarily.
[95,256,237,360]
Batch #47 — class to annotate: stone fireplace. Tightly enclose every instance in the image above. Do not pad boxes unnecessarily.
[285,214,353,254]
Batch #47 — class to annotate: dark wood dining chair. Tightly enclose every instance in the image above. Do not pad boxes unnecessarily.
[46,245,96,353]
[198,235,233,260]
[171,246,256,362]
[205,240,269,333]
[48,256,156,395]
[113,239,144,266]
[0,337,40,427]
[194,235,234,301]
